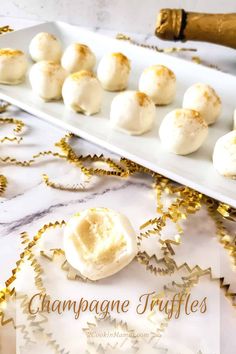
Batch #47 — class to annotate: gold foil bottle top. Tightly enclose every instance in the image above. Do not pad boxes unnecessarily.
[155,9,236,49]
[156,9,184,40]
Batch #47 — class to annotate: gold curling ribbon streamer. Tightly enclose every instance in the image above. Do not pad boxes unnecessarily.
[0,117,25,194]
[0,174,7,196]
[0,26,13,34]
[207,202,236,266]
[217,202,236,222]
[0,156,34,166]
[42,173,89,191]
[1,228,69,353]
[19,233,69,353]
[0,136,22,144]
[116,33,197,53]
[0,117,24,143]
[0,117,24,134]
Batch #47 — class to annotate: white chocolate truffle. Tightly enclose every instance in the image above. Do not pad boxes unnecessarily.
[97,52,130,91]
[64,208,138,281]
[183,83,221,125]
[138,65,176,105]
[213,130,236,178]
[61,43,96,73]
[29,32,62,63]
[233,109,236,130]
[29,60,66,101]
[110,91,156,135]
[62,70,102,115]
[159,108,208,155]
[0,48,27,84]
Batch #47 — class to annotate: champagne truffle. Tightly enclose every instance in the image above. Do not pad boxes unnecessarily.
[138,65,176,105]
[29,60,66,101]
[110,91,156,135]
[183,83,221,125]
[97,52,131,91]
[62,70,102,115]
[213,130,236,178]
[29,32,62,63]
[0,48,27,84]
[64,208,138,281]
[159,108,208,155]
[61,43,96,73]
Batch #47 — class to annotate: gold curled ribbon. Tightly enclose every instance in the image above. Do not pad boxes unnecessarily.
[0,117,24,134]
[1,229,70,353]
[0,117,24,144]
[0,174,7,196]
[0,26,13,35]
[42,173,89,191]
[116,33,197,53]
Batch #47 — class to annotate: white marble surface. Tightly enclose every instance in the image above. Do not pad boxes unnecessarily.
[0,18,236,354]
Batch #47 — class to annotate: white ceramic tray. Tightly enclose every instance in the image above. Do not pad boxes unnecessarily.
[0,21,235,207]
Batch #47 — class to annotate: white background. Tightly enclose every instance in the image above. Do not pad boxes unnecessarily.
[2,0,236,34]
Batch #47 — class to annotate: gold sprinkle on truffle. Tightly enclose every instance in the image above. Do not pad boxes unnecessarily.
[0,48,24,56]
[136,91,152,107]
[40,61,62,75]
[196,84,221,105]
[71,70,95,81]
[112,52,130,68]
[145,65,176,80]
[175,109,207,127]
[74,43,90,56]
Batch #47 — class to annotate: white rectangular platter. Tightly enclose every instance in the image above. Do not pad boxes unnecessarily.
[0,21,235,207]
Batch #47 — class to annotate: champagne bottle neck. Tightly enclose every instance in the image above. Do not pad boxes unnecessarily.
[156,9,236,49]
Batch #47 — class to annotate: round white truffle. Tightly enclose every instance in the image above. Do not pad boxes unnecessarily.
[29,60,67,101]
[159,108,208,155]
[139,65,176,105]
[213,130,236,178]
[61,43,96,73]
[183,83,221,125]
[110,91,156,135]
[97,52,130,91]
[62,70,102,116]
[0,48,27,84]
[64,208,138,281]
[29,32,62,63]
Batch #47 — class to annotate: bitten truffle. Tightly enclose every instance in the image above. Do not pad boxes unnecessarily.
[64,208,138,280]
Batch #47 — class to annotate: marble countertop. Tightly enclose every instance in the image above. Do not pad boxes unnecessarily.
[0,17,236,354]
